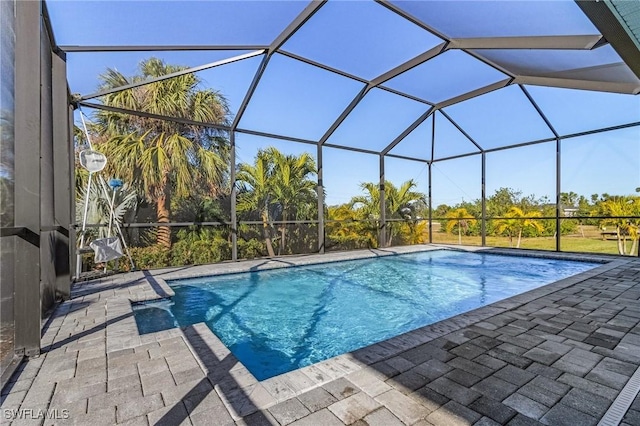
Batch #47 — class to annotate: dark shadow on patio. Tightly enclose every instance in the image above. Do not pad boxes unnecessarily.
[156,324,274,425]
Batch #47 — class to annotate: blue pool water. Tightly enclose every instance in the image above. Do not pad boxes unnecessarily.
[132,250,599,380]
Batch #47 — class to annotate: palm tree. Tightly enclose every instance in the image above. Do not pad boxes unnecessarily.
[383,180,426,246]
[350,182,382,219]
[326,204,376,249]
[494,206,543,248]
[269,149,317,254]
[445,208,477,245]
[350,179,425,247]
[236,149,277,257]
[236,147,318,257]
[92,58,231,248]
[595,196,640,255]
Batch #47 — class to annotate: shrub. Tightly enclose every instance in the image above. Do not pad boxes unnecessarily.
[128,245,170,270]
[237,238,266,259]
[171,237,230,265]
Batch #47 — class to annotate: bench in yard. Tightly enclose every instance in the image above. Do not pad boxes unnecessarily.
[601,231,618,240]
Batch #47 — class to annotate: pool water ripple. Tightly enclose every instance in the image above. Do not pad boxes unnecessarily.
[133,250,598,380]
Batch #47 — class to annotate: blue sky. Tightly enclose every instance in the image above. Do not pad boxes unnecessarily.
[48,0,640,207]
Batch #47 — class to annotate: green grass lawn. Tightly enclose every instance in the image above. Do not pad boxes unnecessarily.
[430,232,634,256]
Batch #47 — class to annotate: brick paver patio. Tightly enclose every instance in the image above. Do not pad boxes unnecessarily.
[2,246,639,426]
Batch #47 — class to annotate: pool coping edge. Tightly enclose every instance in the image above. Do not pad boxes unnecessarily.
[101,245,631,419]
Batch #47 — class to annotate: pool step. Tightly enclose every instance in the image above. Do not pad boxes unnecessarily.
[129,275,175,303]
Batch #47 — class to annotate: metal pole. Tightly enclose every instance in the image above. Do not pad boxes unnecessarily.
[556,138,561,252]
[379,154,386,248]
[107,187,116,238]
[76,172,92,277]
[78,107,93,150]
[81,51,264,101]
[104,185,117,274]
[77,107,102,273]
[230,132,238,261]
[481,152,486,246]
[52,49,71,298]
[428,163,433,244]
[317,143,325,253]
[428,113,435,244]
[68,104,77,280]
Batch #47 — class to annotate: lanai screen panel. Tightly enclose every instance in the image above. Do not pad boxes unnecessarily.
[443,85,555,150]
[388,0,599,38]
[41,0,640,261]
[384,50,508,104]
[69,51,263,115]
[327,88,429,151]
[322,147,378,208]
[485,143,556,211]
[525,86,640,136]
[388,117,433,161]
[432,111,481,161]
[281,0,443,80]
[46,0,310,46]
[385,156,429,199]
[475,45,640,88]
[50,0,640,161]
[562,127,640,199]
[239,53,364,141]
[235,133,319,258]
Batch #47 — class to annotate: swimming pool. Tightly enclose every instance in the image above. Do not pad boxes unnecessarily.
[133,250,599,380]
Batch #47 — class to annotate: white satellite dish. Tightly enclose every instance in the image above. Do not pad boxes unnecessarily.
[79,149,107,173]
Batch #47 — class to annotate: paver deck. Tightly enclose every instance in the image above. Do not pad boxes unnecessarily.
[2,245,640,426]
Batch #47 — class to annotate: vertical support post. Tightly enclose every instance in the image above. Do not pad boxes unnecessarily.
[14,0,42,356]
[428,113,435,244]
[379,154,386,248]
[317,143,325,254]
[230,132,237,261]
[428,163,433,244]
[40,26,56,312]
[481,152,486,247]
[52,50,71,299]
[556,138,561,252]
[68,105,78,278]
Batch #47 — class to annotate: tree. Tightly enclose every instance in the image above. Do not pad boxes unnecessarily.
[269,149,317,254]
[445,208,477,245]
[434,204,451,218]
[236,147,317,257]
[326,204,376,249]
[486,187,522,217]
[350,182,382,220]
[560,191,579,207]
[236,150,277,257]
[350,180,425,247]
[594,196,640,255]
[384,180,427,245]
[494,206,543,248]
[93,58,231,248]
